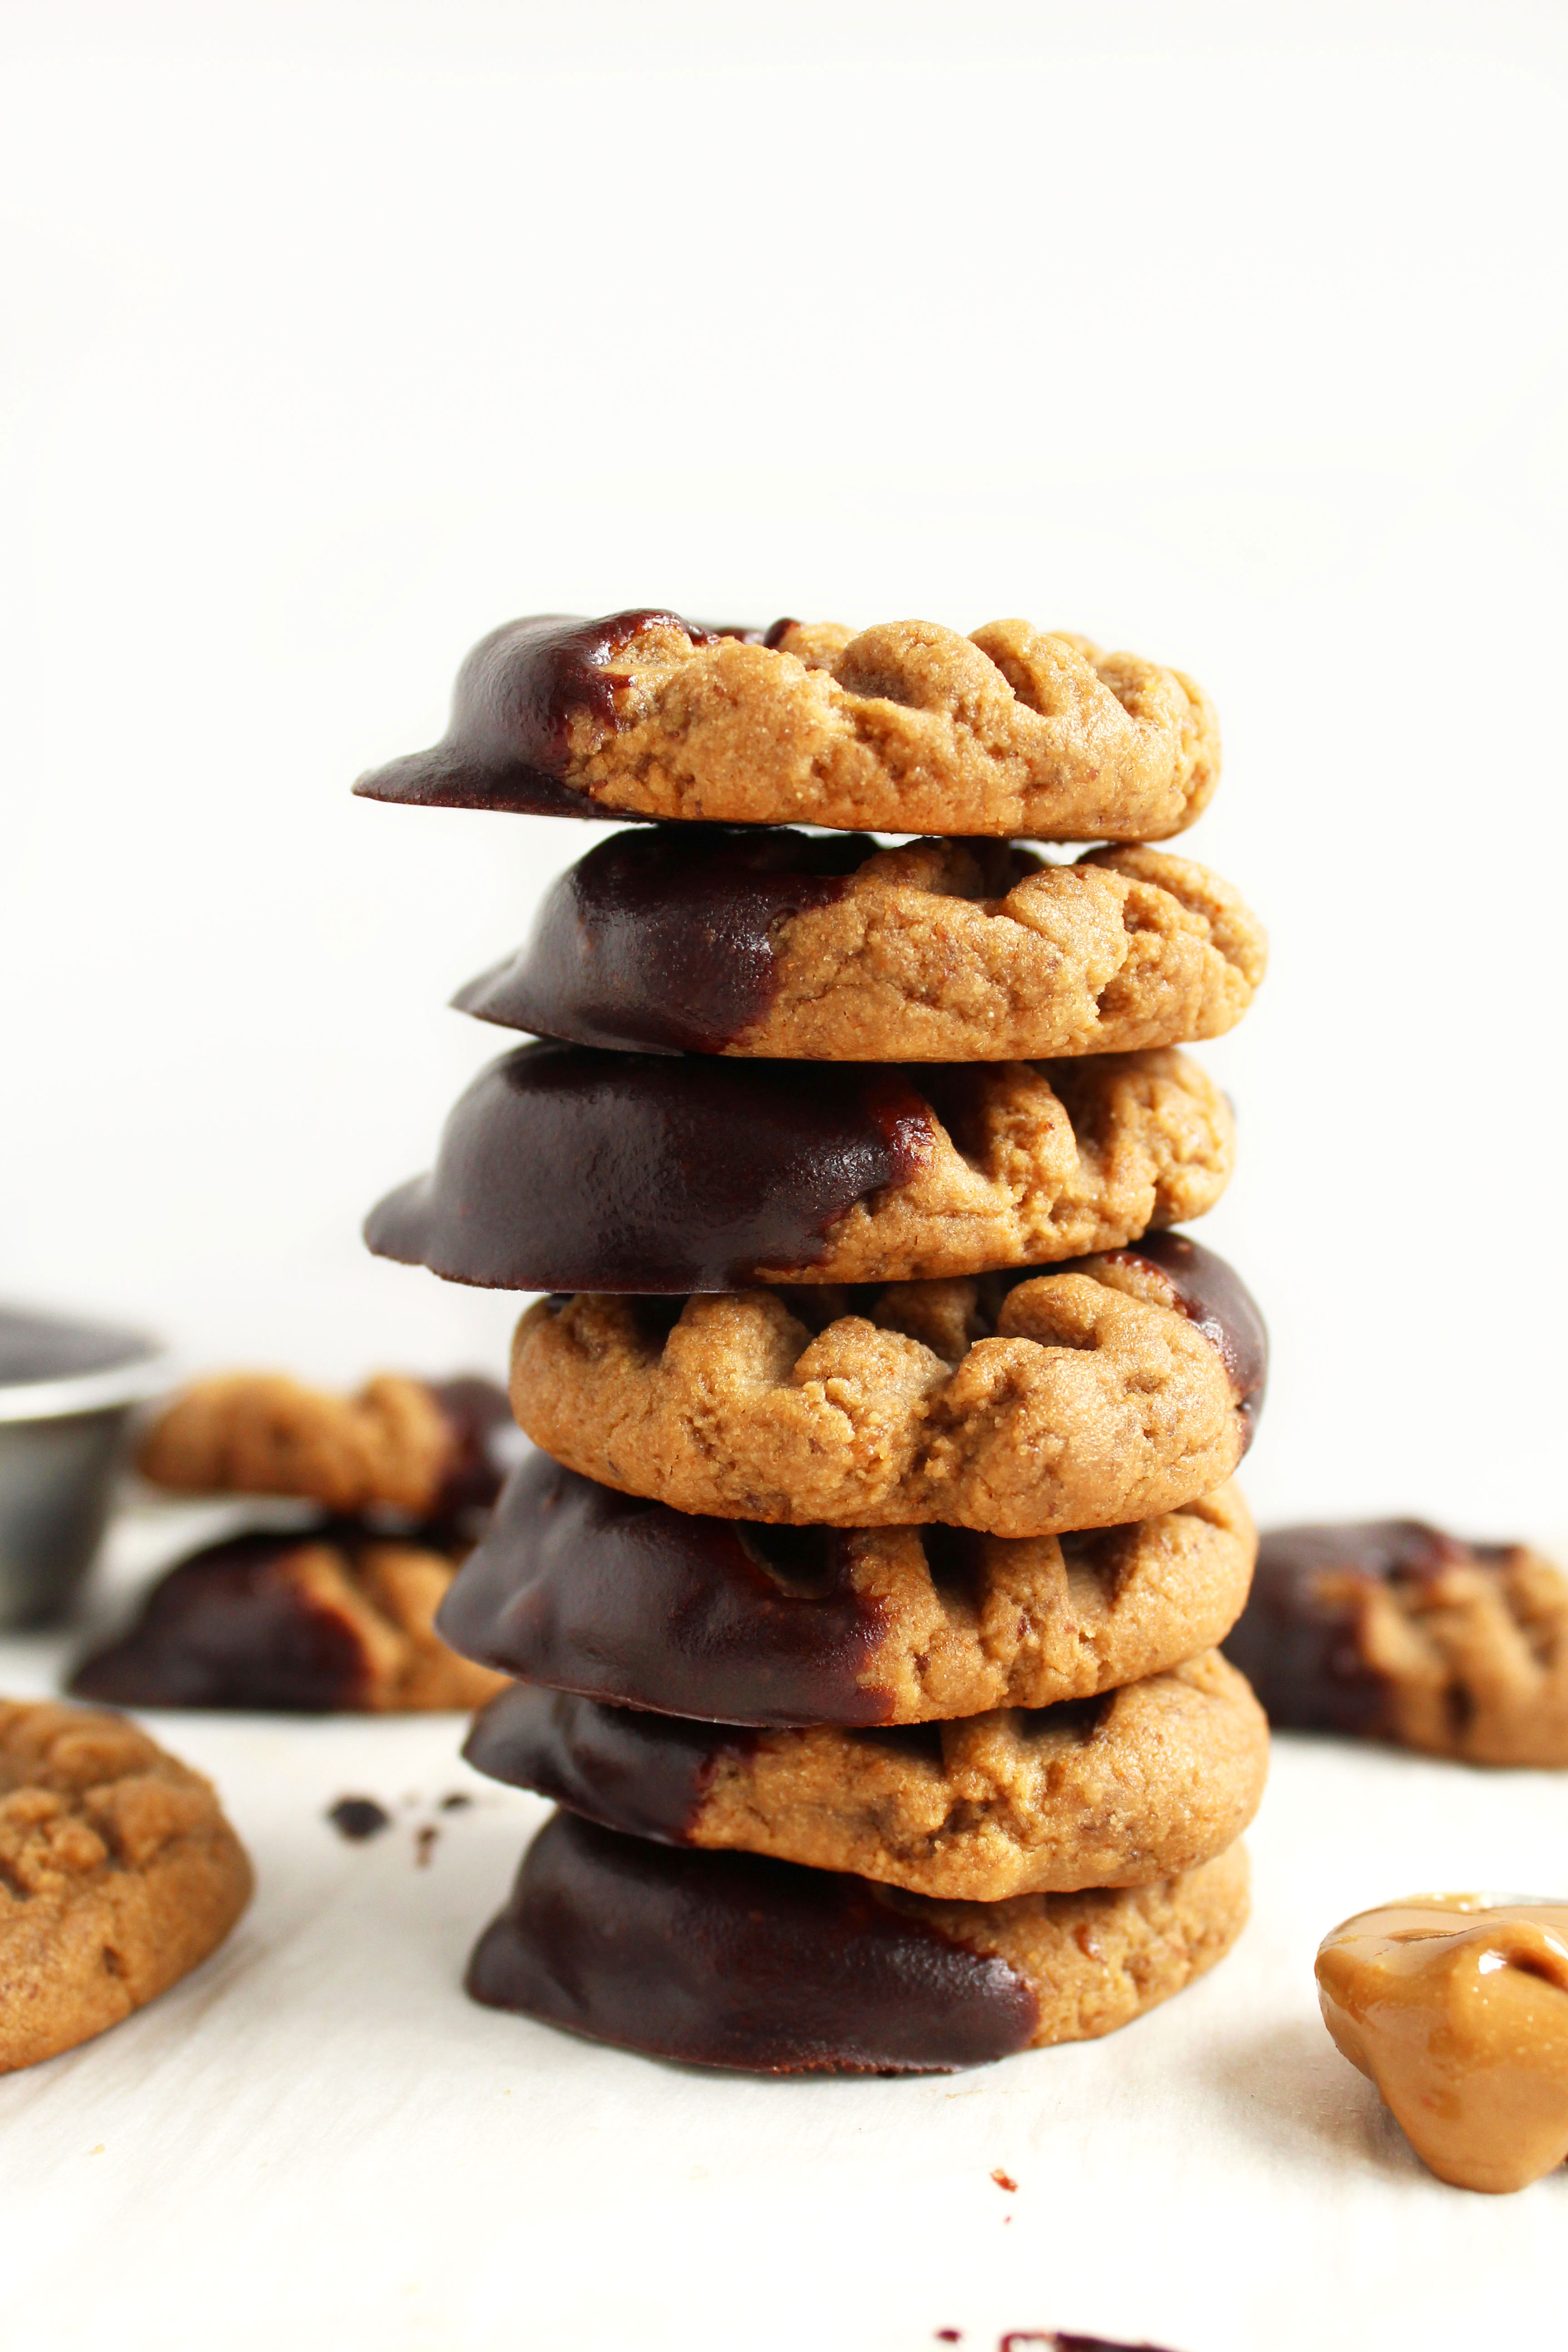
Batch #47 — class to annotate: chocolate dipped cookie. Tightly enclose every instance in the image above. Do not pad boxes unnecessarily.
[366,1041,1234,1292]
[509,1233,1266,1534]
[466,1809,1249,2072]
[354,612,1218,840]
[0,1701,252,2072]
[138,1371,516,1529]
[465,1655,1267,1900]
[71,1528,508,1715]
[439,1454,1258,1726]
[1225,1519,1568,1767]
[456,828,1266,1062]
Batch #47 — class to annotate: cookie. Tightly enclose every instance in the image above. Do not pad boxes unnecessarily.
[138,1371,515,1528]
[456,828,1267,1062]
[0,1700,252,2072]
[509,1232,1266,1534]
[70,1528,509,1714]
[466,1809,1249,2072]
[464,1652,1267,1901]
[1224,1519,1568,1767]
[439,1453,1258,1726]
[353,612,1220,840]
[367,1040,1234,1293]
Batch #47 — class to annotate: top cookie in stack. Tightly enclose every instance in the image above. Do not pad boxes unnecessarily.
[358,608,1269,2075]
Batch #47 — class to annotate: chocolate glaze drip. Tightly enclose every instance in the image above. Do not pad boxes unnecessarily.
[364,1039,934,1293]
[466,1809,1039,2073]
[69,1529,388,1710]
[436,1452,890,1726]
[454,825,880,1054]
[1087,1229,1268,1443]
[464,1683,742,1842]
[1223,1519,1509,1735]
[353,612,787,818]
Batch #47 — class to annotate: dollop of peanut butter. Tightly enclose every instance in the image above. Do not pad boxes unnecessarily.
[1316,1894,1568,2192]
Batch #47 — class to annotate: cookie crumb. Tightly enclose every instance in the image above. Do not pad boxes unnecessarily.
[415,1824,439,1867]
[327,1796,391,1842]
[991,2168,1018,2192]
[90,2144,105,2156]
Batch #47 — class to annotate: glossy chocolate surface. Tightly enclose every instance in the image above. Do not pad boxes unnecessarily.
[364,1039,933,1293]
[464,1683,740,1842]
[1223,1519,1506,1734]
[466,1809,1039,2073]
[69,1529,392,1711]
[353,612,785,818]
[455,825,879,1054]
[436,1452,891,1726]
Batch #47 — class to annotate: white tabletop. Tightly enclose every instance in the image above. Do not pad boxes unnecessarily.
[2,1514,1563,2352]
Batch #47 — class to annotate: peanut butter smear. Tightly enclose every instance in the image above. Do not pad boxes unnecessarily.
[1316,1895,1568,2192]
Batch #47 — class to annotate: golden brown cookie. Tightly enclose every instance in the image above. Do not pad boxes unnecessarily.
[354,612,1220,840]
[466,1651,1268,1901]
[466,1808,1249,2071]
[1225,1520,1568,1767]
[457,829,1267,1062]
[71,1528,509,1714]
[509,1233,1266,1535]
[137,1371,514,1526]
[366,1041,1235,1292]
[441,1454,1258,1726]
[0,1700,252,2072]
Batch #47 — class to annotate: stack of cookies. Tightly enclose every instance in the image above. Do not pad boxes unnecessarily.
[357,610,1271,2073]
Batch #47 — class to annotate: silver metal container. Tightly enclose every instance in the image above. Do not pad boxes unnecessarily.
[0,1308,170,1627]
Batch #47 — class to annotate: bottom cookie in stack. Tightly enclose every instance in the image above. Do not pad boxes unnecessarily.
[438,1458,1264,2074]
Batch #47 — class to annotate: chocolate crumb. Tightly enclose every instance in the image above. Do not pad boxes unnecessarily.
[328,1796,391,1842]
[416,1824,439,1867]
[439,1792,474,1812]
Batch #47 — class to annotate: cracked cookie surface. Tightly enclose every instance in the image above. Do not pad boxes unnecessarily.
[459,829,1266,1062]
[0,1701,252,2071]
[138,1371,514,1528]
[466,1650,1268,1901]
[71,1529,509,1714]
[354,611,1220,840]
[508,1233,1266,1535]
[440,1454,1257,1725]
[1225,1520,1568,1766]
[467,1808,1249,2070]
[366,1039,1234,1292]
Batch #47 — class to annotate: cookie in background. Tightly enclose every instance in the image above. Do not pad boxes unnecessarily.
[69,1369,517,1713]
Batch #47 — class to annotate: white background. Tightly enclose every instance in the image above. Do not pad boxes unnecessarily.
[3,0,1566,1536]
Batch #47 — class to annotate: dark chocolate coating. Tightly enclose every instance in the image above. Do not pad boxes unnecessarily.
[454,824,874,1054]
[1101,1228,1269,1438]
[436,1452,891,1726]
[353,612,785,819]
[463,1683,742,1843]
[1222,1519,1508,1735]
[69,1529,387,1711]
[465,1809,1039,2073]
[426,1375,519,1529]
[363,1038,932,1293]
